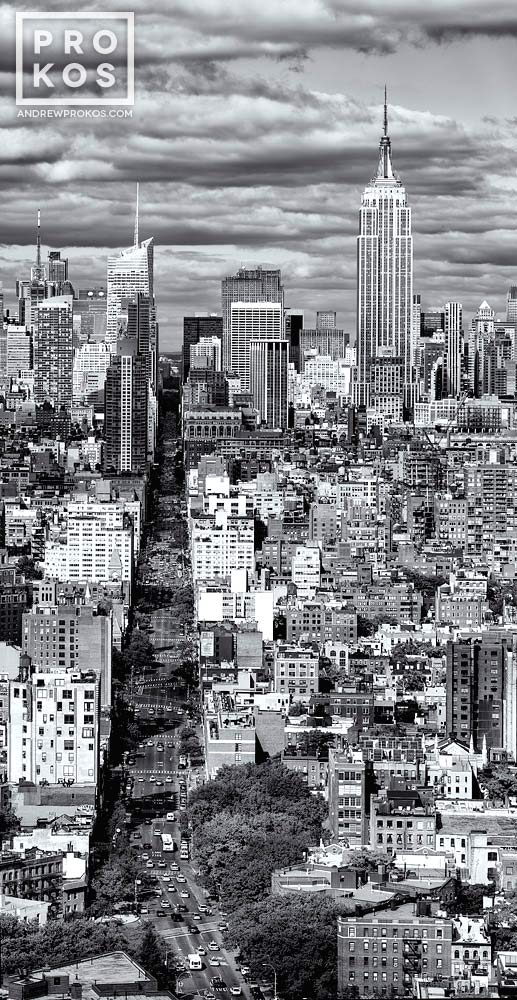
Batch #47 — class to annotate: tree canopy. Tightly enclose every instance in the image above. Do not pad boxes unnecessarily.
[478,762,517,804]
[227,895,339,1000]
[0,915,129,976]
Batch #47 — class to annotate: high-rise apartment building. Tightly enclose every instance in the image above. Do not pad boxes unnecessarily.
[221,266,284,371]
[7,668,99,785]
[250,338,289,429]
[104,338,148,474]
[356,93,413,408]
[228,302,283,391]
[42,503,134,584]
[191,510,255,582]
[0,324,32,378]
[22,603,113,708]
[34,295,73,409]
[444,301,463,397]
[446,635,517,752]
[182,315,223,381]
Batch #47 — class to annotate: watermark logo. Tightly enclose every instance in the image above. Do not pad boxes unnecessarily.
[16,11,134,106]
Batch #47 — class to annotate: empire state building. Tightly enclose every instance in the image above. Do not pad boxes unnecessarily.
[356,91,413,416]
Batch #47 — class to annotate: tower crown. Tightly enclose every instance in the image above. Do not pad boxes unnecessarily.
[374,87,397,184]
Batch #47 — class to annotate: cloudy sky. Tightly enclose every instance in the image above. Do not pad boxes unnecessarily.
[1,0,517,349]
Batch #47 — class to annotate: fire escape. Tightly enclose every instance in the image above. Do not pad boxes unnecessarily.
[402,935,422,993]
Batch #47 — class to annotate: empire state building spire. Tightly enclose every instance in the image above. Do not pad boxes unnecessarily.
[356,87,413,415]
[376,85,395,181]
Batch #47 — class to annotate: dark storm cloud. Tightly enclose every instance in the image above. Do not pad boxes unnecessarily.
[1,0,517,345]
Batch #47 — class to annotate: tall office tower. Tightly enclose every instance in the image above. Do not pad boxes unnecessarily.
[228,302,283,391]
[73,341,111,402]
[127,292,152,377]
[0,282,4,321]
[250,338,289,429]
[106,187,154,352]
[316,310,337,329]
[47,250,69,285]
[104,338,148,473]
[356,91,413,408]
[182,315,223,382]
[444,301,463,397]
[222,266,284,371]
[446,635,516,752]
[284,309,304,373]
[16,217,61,329]
[34,295,73,409]
[507,286,517,326]
[5,325,32,377]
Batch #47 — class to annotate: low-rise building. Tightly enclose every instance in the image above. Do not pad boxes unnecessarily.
[337,900,453,998]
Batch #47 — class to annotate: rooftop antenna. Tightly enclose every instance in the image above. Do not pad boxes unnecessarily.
[383,85,388,137]
[37,209,41,270]
[134,181,139,247]
[31,209,45,282]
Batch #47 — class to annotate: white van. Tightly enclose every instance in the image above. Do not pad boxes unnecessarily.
[188,954,202,970]
[166,811,176,822]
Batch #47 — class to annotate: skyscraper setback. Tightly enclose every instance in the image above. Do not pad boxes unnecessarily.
[106,190,154,354]
[356,91,413,410]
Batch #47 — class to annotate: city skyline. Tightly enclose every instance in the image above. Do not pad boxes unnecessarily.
[1,1,517,347]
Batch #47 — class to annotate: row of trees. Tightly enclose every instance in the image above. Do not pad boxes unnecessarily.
[188,761,341,998]
[0,914,166,983]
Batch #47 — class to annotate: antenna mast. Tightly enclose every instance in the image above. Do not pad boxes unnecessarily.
[134,182,139,246]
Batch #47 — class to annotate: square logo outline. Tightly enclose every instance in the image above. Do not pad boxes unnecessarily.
[15,10,134,106]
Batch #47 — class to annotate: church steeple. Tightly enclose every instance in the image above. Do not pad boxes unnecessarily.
[376,85,395,182]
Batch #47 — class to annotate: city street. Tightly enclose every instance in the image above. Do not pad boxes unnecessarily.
[123,424,249,998]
